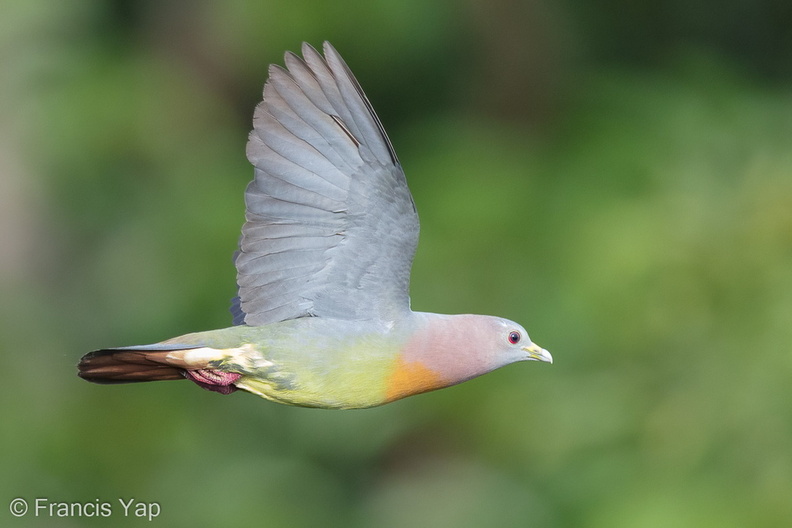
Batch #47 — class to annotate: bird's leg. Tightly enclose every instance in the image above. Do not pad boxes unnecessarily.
[177,344,280,395]
[182,369,241,395]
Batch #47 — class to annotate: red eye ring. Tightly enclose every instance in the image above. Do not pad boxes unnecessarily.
[508,331,521,344]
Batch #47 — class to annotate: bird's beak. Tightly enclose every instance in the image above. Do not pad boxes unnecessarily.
[522,343,553,364]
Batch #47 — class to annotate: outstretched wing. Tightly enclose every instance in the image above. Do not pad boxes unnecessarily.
[232,42,419,326]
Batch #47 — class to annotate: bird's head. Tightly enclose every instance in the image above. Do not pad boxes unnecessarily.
[491,317,553,365]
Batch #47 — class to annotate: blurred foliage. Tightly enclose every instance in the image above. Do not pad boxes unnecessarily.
[1,0,791,527]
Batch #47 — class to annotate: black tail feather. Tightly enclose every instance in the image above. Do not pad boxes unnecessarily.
[78,346,199,384]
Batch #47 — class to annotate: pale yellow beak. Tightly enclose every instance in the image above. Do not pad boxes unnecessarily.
[522,343,553,364]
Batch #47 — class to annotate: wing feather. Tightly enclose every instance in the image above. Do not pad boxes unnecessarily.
[233,42,418,325]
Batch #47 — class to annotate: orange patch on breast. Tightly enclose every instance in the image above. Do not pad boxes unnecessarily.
[385,356,447,402]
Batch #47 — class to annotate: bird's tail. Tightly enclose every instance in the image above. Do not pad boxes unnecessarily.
[78,344,208,384]
[78,343,243,394]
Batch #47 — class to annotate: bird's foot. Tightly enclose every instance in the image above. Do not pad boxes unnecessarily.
[183,369,241,395]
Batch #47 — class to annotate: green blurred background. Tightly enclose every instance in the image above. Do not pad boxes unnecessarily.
[2,0,791,526]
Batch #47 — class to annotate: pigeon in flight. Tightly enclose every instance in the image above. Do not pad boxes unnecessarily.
[78,42,552,409]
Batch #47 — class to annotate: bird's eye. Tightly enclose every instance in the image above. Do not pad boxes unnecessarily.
[508,331,521,344]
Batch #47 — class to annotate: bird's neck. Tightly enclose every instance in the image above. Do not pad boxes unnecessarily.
[383,313,495,403]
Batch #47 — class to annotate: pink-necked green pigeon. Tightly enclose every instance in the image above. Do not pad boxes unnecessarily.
[77,42,552,409]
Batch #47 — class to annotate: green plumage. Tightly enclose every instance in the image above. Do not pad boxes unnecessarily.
[164,319,410,409]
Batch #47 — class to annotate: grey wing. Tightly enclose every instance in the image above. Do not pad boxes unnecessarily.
[231,42,419,326]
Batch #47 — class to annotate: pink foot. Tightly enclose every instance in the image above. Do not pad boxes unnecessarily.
[183,369,241,395]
